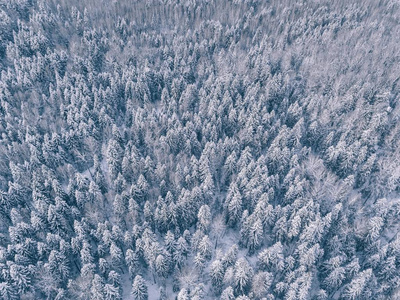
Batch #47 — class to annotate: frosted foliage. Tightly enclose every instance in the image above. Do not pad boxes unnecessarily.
[0,0,399,299]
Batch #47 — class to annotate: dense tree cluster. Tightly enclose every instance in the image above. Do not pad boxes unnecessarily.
[1,0,400,299]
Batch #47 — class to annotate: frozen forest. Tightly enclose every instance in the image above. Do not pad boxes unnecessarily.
[1,0,400,299]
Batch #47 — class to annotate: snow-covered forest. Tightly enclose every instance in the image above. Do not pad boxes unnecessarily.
[1,0,400,299]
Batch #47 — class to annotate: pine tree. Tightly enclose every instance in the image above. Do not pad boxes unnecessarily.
[220,286,235,300]
[165,231,176,254]
[342,269,372,300]
[174,236,189,269]
[99,258,110,276]
[194,252,206,274]
[0,282,18,300]
[251,271,272,299]
[80,242,94,265]
[191,283,206,300]
[195,235,211,259]
[126,249,140,279]
[110,243,124,271]
[234,258,253,295]
[132,174,149,202]
[225,187,243,227]
[104,283,121,300]
[132,275,148,300]
[107,139,123,181]
[222,244,238,269]
[198,204,211,232]
[177,288,190,300]
[210,259,225,293]
[114,173,126,194]
[155,254,168,279]
[258,242,284,273]
[324,267,345,291]
[47,250,70,282]
[90,274,105,300]
[247,218,263,253]
[9,263,32,294]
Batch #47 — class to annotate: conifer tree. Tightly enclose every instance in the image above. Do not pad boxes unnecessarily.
[132,275,148,300]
